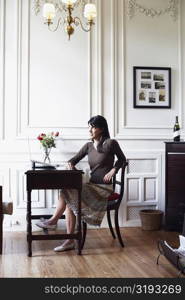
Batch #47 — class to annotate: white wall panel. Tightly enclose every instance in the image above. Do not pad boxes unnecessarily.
[17,0,99,139]
[128,159,156,174]
[127,178,140,202]
[144,178,156,202]
[115,0,184,139]
[122,152,161,226]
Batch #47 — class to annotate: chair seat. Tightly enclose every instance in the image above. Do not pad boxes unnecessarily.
[108,192,120,201]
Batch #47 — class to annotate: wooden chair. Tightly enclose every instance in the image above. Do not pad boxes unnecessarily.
[81,162,128,249]
[0,186,3,254]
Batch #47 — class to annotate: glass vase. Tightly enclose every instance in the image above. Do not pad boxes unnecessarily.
[43,147,51,163]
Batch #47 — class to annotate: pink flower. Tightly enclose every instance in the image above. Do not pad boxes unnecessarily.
[55,132,59,137]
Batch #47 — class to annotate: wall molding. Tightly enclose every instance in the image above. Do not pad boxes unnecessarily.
[95,0,103,115]
[16,0,102,139]
[110,0,116,137]
[177,0,183,129]
[114,0,183,139]
[0,0,5,140]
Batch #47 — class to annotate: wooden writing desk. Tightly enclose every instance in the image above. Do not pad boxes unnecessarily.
[25,169,83,257]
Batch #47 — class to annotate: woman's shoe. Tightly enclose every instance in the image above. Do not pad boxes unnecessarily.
[36,220,57,230]
[54,242,75,252]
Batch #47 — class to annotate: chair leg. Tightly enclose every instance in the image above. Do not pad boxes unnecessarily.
[81,221,87,250]
[114,209,124,247]
[107,209,116,239]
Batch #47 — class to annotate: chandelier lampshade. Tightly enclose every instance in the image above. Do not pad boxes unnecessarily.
[43,3,56,23]
[84,4,97,21]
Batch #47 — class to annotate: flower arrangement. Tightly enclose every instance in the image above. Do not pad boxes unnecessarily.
[37,132,59,148]
[37,132,59,162]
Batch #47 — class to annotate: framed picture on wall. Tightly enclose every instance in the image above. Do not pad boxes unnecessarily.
[133,66,171,108]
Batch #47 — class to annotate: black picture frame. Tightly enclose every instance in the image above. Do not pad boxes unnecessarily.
[133,66,171,109]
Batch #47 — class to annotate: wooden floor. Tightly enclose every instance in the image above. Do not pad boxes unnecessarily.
[0,228,182,278]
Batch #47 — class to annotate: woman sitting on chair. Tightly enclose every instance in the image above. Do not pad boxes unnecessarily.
[36,115,126,252]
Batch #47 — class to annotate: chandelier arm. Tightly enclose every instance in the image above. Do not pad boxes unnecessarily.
[47,17,62,32]
[73,17,91,32]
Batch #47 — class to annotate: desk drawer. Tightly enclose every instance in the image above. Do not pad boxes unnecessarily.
[26,172,82,190]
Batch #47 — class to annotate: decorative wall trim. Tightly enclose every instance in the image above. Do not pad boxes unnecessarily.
[115,134,185,140]
[0,0,5,140]
[115,0,127,135]
[127,0,179,21]
[177,0,183,129]
[16,0,23,137]
[113,0,126,137]
[125,0,182,131]
[96,0,103,116]
[16,0,100,139]
[111,0,117,137]
[114,0,183,139]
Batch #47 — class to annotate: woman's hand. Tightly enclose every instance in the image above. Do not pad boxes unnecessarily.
[103,168,116,183]
[67,162,76,170]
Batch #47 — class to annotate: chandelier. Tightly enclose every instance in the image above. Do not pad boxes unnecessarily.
[34,0,97,40]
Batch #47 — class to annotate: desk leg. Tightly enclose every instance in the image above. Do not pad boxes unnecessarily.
[77,190,82,255]
[0,215,2,255]
[0,186,2,254]
[27,190,32,257]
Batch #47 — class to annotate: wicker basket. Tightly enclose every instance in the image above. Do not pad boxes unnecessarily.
[139,209,163,231]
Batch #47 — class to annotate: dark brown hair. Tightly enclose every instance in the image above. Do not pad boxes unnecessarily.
[88,115,110,139]
[88,115,110,152]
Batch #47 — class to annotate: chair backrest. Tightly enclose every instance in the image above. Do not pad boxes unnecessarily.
[112,161,128,206]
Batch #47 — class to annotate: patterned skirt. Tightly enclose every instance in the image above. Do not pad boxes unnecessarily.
[60,181,113,226]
